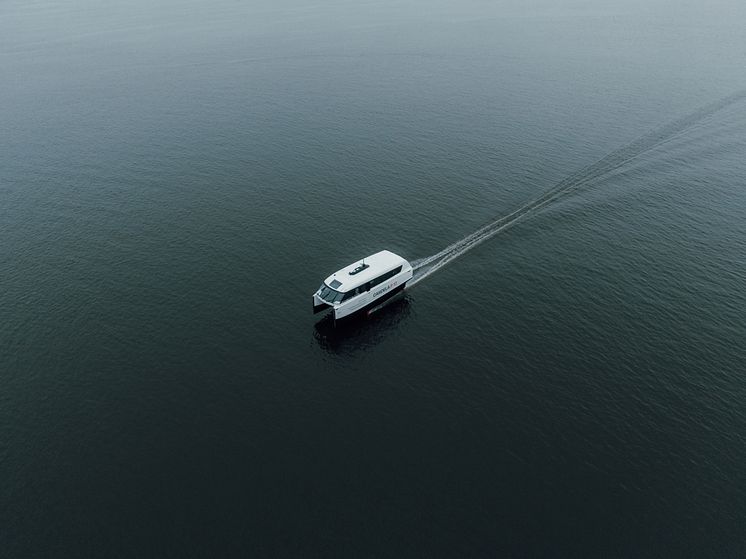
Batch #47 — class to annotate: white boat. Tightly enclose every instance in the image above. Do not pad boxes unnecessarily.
[313,250,413,320]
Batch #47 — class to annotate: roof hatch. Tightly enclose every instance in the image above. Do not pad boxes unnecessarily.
[348,262,369,276]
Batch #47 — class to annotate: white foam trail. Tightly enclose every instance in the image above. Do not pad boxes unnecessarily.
[409,90,746,287]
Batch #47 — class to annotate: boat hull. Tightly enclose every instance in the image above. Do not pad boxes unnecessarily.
[335,282,407,320]
[312,282,409,320]
[313,293,331,314]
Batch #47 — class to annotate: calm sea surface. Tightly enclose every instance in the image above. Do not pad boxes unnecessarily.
[2,0,746,556]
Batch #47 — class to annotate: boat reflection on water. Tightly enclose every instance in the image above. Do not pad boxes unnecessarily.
[312,292,412,354]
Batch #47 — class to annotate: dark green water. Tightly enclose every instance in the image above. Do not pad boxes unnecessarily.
[2,0,746,556]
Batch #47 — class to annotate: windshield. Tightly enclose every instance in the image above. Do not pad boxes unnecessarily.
[318,283,344,304]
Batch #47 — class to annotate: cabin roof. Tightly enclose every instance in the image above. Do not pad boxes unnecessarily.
[324,250,407,292]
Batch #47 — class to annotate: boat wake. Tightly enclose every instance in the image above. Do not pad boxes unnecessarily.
[409,90,746,286]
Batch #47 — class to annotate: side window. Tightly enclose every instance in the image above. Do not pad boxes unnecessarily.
[342,290,357,301]
[369,266,403,289]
